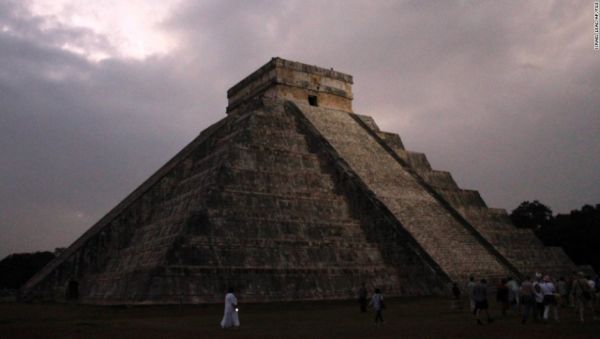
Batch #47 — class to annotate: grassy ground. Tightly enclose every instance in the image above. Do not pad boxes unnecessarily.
[1,297,599,338]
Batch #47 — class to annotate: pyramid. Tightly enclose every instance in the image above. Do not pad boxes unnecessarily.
[21,58,578,304]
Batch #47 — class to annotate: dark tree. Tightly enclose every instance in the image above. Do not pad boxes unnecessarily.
[511,202,600,273]
[510,200,553,230]
[0,251,55,290]
[537,204,600,272]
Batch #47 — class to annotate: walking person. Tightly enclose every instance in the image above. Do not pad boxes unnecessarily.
[370,288,385,325]
[472,279,494,325]
[220,288,240,329]
[520,277,535,324]
[358,282,368,313]
[540,275,559,323]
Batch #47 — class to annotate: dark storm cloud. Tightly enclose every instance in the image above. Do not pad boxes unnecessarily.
[1,0,598,258]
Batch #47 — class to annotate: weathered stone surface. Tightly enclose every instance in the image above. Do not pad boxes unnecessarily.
[21,58,582,304]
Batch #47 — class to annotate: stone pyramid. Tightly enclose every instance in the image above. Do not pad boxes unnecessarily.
[22,58,578,304]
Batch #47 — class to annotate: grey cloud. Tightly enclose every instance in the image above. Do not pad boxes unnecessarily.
[1,0,598,259]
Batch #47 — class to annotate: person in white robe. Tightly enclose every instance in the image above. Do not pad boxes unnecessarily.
[220,288,240,329]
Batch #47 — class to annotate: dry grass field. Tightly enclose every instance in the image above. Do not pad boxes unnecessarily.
[1,297,599,338]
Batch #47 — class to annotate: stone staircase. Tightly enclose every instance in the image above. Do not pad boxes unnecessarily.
[295,103,512,284]
[356,114,578,279]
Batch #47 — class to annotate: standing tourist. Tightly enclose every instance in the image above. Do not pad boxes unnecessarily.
[370,288,385,325]
[520,277,535,324]
[572,272,595,322]
[451,282,462,310]
[220,288,240,329]
[588,275,596,292]
[533,282,545,321]
[540,275,559,322]
[567,273,577,307]
[557,276,568,308]
[592,276,600,319]
[472,279,494,325]
[506,276,520,312]
[358,283,368,313]
[587,275,597,309]
[496,278,509,316]
[466,276,477,313]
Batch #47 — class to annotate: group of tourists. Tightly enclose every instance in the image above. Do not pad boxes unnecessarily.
[219,272,598,330]
[465,272,599,324]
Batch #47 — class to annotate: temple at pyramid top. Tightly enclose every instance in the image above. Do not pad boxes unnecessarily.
[227,57,354,113]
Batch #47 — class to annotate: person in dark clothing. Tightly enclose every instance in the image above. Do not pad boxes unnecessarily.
[496,278,509,316]
[370,288,385,325]
[451,282,463,310]
[452,282,461,299]
[519,277,535,323]
[358,283,368,313]
[473,279,494,325]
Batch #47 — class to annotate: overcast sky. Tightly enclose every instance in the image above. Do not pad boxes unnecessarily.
[1,0,599,259]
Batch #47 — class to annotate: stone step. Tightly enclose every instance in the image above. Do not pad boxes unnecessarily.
[177,240,385,267]
[191,216,367,242]
[184,235,376,249]
[436,188,487,209]
[208,190,355,222]
[220,167,337,196]
[376,131,405,150]
[353,114,381,131]
[229,145,323,173]
[240,129,310,153]
[405,151,432,172]
[419,170,459,190]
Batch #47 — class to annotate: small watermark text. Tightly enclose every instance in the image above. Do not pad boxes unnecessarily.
[595,1,599,50]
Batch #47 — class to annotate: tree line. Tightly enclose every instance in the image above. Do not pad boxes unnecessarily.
[0,251,55,290]
[510,201,600,273]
